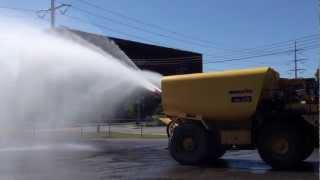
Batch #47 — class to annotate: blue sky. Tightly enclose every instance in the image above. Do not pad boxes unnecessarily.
[1,0,319,77]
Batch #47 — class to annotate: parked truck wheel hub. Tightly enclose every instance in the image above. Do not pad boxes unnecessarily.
[271,137,289,155]
[182,137,195,151]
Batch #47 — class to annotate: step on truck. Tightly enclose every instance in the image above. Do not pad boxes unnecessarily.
[160,67,319,169]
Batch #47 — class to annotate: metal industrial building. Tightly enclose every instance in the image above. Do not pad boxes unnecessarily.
[54,28,203,75]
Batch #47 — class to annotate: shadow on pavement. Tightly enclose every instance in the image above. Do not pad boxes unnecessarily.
[201,158,319,173]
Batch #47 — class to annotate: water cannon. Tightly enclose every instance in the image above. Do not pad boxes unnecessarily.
[153,88,162,96]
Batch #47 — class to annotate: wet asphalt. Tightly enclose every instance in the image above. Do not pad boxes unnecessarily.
[0,138,318,180]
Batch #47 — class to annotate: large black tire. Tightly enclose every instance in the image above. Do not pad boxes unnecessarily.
[300,123,315,161]
[169,122,208,165]
[206,130,226,162]
[257,121,303,169]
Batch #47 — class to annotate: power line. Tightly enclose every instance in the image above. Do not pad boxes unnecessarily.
[134,61,200,65]
[205,50,293,64]
[121,39,318,64]
[67,2,319,57]
[61,14,175,48]
[204,38,319,61]
[0,6,174,48]
[0,6,318,69]
[132,56,201,61]
[69,0,230,49]
[0,6,50,24]
[235,34,319,51]
[0,6,37,12]
[208,46,318,64]
[205,35,319,58]
[126,41,316,63]
[64,0,320,56]
[130,38,319,63]
[71,4,319,57]
[204,44,319,64]
[0,6,165,46]
[2,5,318,64]
[62,4,229,50]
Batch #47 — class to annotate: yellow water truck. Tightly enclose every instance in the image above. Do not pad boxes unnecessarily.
[161,67,318,169]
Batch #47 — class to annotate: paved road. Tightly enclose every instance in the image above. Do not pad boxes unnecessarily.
[0,138,318,180]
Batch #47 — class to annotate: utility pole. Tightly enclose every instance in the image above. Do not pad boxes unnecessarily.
[37,1,71,29]
[50,0,55,28]
[291,41,306,79]
[294,41,297,79]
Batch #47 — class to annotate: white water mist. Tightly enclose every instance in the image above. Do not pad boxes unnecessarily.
[0,19,162,130]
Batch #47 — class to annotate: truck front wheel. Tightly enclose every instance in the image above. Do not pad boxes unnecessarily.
[257,122,303,169]
[206,130,226,162]
[169,122,208,165]
[299,123,315,161]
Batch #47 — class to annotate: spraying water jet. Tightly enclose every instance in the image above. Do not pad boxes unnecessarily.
[0,17,162,141]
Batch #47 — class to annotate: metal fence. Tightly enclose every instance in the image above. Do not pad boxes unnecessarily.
[78,122,146,137]
[63,122,163,137]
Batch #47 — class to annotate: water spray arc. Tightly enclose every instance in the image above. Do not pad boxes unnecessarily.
[0,20,161,132]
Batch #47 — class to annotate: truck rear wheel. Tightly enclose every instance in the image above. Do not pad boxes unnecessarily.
[257,122,303,169]
[169,122,208,165]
